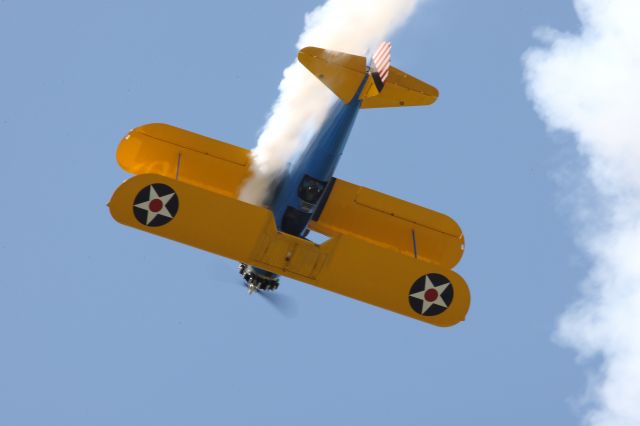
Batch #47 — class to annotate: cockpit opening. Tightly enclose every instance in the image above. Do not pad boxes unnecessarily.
[298,175,327,204]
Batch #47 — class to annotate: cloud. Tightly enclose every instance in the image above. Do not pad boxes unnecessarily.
[239,0,421,205]
[524,0,640,424]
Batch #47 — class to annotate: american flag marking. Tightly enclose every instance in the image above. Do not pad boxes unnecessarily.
[372,41,392,83]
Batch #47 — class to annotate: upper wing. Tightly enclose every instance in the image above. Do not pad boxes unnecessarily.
[109,173,469,327]
[117,123,251,198]
[309,178,464,269]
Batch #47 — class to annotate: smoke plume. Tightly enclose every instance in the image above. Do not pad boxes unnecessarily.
[524,0,640,424]
[239,0,421,205]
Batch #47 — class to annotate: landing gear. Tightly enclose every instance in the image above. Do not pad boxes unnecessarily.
[238,263,279,294]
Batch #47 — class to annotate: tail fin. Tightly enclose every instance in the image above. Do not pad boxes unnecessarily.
[370,41,392,92]
[297,43,439,108]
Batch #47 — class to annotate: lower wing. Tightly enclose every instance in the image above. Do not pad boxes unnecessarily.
[110,167,470,327]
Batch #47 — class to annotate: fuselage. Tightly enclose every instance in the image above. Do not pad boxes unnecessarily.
[243,75,368,286]
[267,77,367,237]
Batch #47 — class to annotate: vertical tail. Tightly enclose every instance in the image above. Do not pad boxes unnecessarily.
[370,41,392,92]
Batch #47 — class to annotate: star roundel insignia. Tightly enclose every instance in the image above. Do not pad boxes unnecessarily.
[408,273,454,316]
[133,183,179,227]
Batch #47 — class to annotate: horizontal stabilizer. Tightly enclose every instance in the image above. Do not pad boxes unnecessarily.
[298,47,367,103]
[361,66,439,108]
[298,46,439,108]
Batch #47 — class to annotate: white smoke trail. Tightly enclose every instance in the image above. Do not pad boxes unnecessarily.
[239,0,421,204]
[524,1,640,424]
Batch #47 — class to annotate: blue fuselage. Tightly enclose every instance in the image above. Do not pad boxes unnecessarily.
[243,75,369,286]
[267,80,366,237]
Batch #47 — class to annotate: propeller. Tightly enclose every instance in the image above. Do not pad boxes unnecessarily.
[255,288,298,318]
[220,276,299,318]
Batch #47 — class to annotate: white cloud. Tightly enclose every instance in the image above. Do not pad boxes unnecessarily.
[524,0,640,424]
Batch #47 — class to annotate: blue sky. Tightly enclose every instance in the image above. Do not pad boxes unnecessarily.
[0,1,596,425]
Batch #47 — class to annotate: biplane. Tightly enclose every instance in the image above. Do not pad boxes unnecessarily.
[109,42,470,327]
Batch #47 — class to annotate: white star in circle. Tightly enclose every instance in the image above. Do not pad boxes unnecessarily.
[410,275,451,315]
[134,185,175,225]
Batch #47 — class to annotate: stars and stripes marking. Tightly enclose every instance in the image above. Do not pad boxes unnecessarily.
[372,41,391,83]
[132,183,179,227]
[408,273,454,316]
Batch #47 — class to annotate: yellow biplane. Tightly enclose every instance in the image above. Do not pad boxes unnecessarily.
[109,42,470,327]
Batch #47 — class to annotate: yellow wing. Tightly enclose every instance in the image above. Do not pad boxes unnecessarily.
[309,178,464,269]
[109,174,469,327]
[117,123,251,198]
